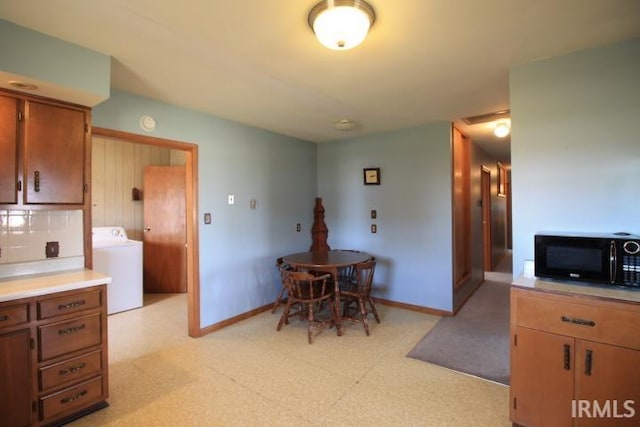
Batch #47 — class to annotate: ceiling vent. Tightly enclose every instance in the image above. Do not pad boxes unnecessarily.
[462,110,510,125]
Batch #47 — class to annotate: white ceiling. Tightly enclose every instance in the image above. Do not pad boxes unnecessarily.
[1,0,639,162]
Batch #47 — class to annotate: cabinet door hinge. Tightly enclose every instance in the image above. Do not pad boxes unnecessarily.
[85,122,89,133]
[18,111,23,121]
[30,338,35,349]
[84,183,89,193]
[513,397,517,410]
[514,334,517,346]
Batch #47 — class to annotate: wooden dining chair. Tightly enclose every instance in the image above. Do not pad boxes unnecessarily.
[271,257,293,314]
[340,258,380,336]
[331,249,366,290]
[276,271,337,344]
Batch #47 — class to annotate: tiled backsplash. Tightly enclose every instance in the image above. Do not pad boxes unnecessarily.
[0,210,84,264]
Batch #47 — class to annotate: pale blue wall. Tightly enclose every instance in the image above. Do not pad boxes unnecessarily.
[0,19,110,103]
[510,38,640,278]
[93,91,317,327]
[317,123,454,311]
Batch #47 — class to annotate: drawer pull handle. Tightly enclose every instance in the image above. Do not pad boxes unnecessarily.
[58,324,86,335]
[58,300,86,310]
[563,344,571,370]
[561,316,596,327]
[60,390,88,405]
[0,315,8,322]
[585,349,593,376]
[59,363,87,376]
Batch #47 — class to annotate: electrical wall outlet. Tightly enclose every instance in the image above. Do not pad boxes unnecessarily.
[46,241,60,258]
[371,224,377,233]
[204,213,211,224]
[296,223,301,232]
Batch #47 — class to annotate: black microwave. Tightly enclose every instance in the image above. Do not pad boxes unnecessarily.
[535,232,640,288]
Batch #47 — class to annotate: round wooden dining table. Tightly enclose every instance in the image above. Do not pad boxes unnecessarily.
[282,250,371,336]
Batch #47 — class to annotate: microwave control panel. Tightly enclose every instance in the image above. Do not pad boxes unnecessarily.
[622,240,640,286]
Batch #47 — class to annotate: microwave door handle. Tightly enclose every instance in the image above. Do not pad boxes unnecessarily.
[610,241,617,284]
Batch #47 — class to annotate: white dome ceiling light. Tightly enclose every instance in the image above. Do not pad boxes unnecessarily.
[494,120,511,138]
[308,0,376,51]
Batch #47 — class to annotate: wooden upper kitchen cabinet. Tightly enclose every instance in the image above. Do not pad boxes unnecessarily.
[510,286,640,427]
[0,89,91,207]
[24,100,89,204]
[0,94,20,204]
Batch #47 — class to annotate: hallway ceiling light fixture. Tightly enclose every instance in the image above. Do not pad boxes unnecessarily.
[335,118,358,131]
[308,0,376,51]
[493,120,511,138]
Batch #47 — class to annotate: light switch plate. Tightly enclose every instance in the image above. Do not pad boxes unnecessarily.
[227,195,235,205]
[204,213,211,224]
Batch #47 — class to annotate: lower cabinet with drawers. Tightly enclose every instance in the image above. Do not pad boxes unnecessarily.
[0,284,108,427]
[510,286,640,427]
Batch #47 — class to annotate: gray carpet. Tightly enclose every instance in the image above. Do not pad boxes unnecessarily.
[407,281,511,385]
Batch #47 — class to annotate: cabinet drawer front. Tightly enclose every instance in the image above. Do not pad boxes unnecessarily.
[0,304,29,329]
[38,290,101,320]
[40,376,103,422]
[515,292,640,350]
[39,313,102,361]
[40,350,102,392]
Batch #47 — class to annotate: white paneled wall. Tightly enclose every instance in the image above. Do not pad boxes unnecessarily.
[92,137,171,241]
[0,210,83,264]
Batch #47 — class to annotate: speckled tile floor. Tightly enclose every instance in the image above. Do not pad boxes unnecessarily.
[70,293,510,426]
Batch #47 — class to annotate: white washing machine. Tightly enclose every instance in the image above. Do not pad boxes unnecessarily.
[92,226,143,315]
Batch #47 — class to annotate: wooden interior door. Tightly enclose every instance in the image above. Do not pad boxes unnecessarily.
[481,166,492,271]
[452,127,471,288]
[143,166,187,293]
[511,327,575,427]
[575,340,640,426]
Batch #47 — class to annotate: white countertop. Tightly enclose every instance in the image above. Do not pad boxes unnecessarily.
[0,269,112,303]
[513,275,640,304]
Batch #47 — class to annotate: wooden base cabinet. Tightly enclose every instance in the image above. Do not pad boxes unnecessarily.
[510,287,640,427]
[0,321,33,427]
[0,285,108,427]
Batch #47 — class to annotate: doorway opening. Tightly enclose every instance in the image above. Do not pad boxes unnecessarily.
[481,166,492,271]
[481,163,513,283]
[91,127,201,337]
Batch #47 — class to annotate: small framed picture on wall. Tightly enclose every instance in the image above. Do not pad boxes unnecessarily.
[497,162,507,197]
[363,168,381,185]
